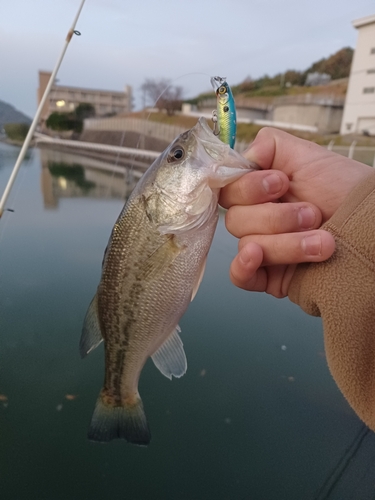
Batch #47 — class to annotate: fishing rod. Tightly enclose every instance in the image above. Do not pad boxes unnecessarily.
[0,0,86,218]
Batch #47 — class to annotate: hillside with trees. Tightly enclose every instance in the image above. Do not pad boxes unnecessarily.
[0,100,31,130]
[189,47,353,103]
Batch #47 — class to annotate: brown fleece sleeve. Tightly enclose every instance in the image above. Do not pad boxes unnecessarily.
[289,171,375,429]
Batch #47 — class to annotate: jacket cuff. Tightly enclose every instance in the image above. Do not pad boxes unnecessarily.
[289,170,375,310]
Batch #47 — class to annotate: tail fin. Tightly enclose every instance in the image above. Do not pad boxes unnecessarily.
[88,392,151,445]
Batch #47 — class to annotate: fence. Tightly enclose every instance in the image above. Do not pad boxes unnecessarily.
[34,133,160,161]
[236,140,375,166]
[328,141,375,167]
[83,118,375,167]
[273,94,345,107]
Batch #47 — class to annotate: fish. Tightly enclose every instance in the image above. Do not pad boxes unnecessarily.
[80,117,258,445]
[211,76,237,149]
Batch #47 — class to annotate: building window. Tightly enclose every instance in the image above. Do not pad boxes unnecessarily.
[363,87,375,94]
[346,123,353,131]
[368,69,375,74]
[371,48,375,54]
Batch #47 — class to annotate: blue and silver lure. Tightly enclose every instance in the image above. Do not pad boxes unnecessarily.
[211,76,237,149]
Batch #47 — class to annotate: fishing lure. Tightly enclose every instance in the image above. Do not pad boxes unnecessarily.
[211,76,237,149]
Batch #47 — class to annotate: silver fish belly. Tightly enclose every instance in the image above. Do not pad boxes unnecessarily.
[80,117,258,444]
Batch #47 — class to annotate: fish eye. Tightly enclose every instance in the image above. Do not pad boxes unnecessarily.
[167,145,185,163]
[218,86,226,94]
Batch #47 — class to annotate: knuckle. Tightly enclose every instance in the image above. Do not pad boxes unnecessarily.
[272,237,282,256]
[230,260,244,286]
[256,126,273,140]
[235,175,251,202]
[267,204,282,234]
[265,268,287,298]
[238,236,248,252]
[225,208,235,232]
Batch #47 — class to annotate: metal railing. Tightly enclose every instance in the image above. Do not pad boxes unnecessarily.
[273,94,345,107]
[34,133,160,160]
[328,141,375,167]
[236,139,375,166]
[82,118,375,167]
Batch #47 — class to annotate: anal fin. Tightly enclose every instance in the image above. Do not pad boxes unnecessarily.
[151,326,187,380]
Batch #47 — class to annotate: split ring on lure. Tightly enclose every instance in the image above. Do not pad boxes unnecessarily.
[210,76,237,149]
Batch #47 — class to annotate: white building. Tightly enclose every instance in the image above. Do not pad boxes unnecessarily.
[340,14,375,135]
[37,71,132,124]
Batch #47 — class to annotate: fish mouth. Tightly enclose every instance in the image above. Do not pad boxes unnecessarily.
[191,117,222,146]
[191,118,227,161]
[179,130,191,141]
[191,117,259,188]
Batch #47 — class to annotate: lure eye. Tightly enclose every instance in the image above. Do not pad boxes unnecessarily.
[167,145,185,163]
[218,86,226,94]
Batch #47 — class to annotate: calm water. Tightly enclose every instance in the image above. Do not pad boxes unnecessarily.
[0,142,374,500]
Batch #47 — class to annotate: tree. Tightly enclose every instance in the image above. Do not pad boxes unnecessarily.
[46,112,76,131]
[74,102,95,120]
[306,47,354,80]
[45,102,95,133]
[140,78,183,115]
[4,123,30,141]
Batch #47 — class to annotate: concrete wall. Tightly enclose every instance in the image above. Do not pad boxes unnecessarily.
[84,117,187,144]
[273,104,343,133]
[198,96,272,121]
[340,15,375,135]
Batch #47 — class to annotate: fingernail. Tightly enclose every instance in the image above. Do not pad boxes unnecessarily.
[298,207,316,230]
[262,174,282,195]
[302,235,322,256]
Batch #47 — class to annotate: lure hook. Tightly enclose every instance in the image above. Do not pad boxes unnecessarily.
[211,110,220,136]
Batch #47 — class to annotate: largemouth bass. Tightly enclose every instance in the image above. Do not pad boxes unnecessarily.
[80,117,258,444]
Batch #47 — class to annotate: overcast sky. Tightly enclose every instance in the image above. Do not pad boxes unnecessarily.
[1,0,374,117]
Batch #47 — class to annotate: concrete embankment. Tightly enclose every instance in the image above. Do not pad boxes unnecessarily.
[35,128,169,171]
[35,129,167,171]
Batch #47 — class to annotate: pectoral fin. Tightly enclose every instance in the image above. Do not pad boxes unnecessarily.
[151,326,187,380]
[138,235,184,281]
[80,295,103,358]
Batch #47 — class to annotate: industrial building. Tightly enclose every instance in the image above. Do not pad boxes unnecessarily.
[37,71,132,124]
[340,14,375,135]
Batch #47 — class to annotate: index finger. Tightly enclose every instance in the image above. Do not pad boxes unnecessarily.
[219,169,289,209]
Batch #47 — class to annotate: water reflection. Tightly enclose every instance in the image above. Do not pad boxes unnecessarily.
[39,148,151,208]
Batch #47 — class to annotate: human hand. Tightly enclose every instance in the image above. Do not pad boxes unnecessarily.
[220,127,373,298]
